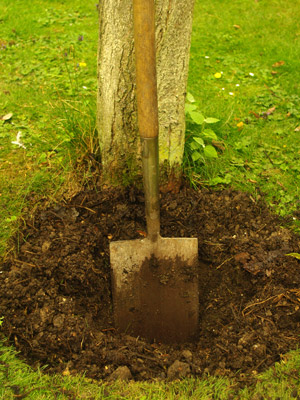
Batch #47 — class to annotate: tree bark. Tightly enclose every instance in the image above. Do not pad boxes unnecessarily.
[97,0,194,183]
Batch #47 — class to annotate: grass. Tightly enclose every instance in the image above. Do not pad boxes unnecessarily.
[0,0,99,255]
[186,0,300,222]
[0,0,300,398]
[1,338,300,399]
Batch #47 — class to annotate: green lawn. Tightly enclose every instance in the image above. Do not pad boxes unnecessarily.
[2,337,300,399]
[0,0,99,255]
[186,0,300,220]
[0,0,300,398]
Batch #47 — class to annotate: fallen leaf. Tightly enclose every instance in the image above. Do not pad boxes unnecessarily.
[266,106,276,115]
[271,70,278,75]
[242,262,263,275]
[212,140,225,151]
[294,126,300,132]
[277,181,285,189]
[234,252,250,264]
[265,269,272,277]
[261,168,281,177]
[249,111,260,119]
[272,60,285,68]
[2,112,13,121]
[233,24,241,29]
[62,366,70,376]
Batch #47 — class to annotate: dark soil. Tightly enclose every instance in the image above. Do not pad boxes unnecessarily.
[1,185,300,383]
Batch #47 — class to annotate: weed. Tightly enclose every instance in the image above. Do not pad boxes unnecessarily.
[185,92,221,163]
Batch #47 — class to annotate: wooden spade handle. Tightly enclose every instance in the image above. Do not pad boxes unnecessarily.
[133,0,159,139]
[133,0,160,240]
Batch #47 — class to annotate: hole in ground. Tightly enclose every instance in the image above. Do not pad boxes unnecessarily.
[1,185,300,384]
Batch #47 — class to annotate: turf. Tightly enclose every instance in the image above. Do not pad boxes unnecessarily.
[186,0,300,221]
[0,0,99,255]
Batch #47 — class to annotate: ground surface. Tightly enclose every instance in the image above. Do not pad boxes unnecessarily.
[1,186,300,384]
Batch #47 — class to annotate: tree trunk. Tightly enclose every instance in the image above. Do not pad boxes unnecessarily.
[97,0,194,184]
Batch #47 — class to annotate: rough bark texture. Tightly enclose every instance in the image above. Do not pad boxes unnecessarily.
[97,0,194,183]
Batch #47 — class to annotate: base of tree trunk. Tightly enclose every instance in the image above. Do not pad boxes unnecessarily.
[97,0,195,185]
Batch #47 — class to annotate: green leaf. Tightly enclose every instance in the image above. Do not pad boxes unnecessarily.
[192,137,205,147]
[5,216,18,223]
[190,141,199,151]
[185,103,197,114]
[286,253,300,260]
[234,136,252,150]
[38,152,47,163]
[202,129,218,141]
[280,164,288,171]
[186,92,196,103]
[209,174,232,186]
[230,156,245,166]
[191,151,202,161]
[204,117,220,124]
[204,145,218,158]
[190,111,205,125]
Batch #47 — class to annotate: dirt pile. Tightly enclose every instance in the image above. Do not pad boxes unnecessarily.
[1,186,300,382]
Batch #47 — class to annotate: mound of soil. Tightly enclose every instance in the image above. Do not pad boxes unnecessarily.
[1,186,300,383]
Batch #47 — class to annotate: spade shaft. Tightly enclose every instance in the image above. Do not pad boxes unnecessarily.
[109,0,199,343]
[133,0,160,241]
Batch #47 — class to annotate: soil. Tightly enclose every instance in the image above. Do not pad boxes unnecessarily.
[1,185,300,384]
